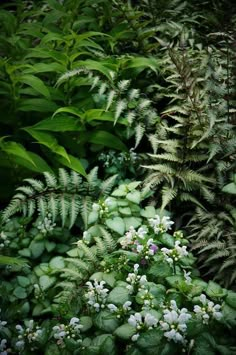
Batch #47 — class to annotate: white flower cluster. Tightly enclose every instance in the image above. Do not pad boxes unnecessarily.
[161,241,188,264]
[0,339,8,355]
[0,232,10,249]
[193,294,222,324]
[15,320,43,351]
[160,300,192,345]
[136,238,158,260]
[128,313,158,341]
[53,317,83,348]
[126,264,147,294]
[107,301,132,317]
[119,226,147,249]
[149,215,174,234]
[92,198,113,218]
[37,213,56,234]
[139,289,155,311]
[85,280,109,312]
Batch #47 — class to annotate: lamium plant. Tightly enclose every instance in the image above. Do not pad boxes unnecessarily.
[0,170,236,354]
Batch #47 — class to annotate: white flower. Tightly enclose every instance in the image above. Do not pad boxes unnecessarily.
[160,302,191,344]
[123,301,132,311]
[149,215,174,234]
[92,203,100,211]
[131,333,140,342]
[161,241,188,265]
[85,280,109,311]
[193,294,222,324]
[134,264,139,273]
[15,340,25,350]
[184,270,192,284]
[144,314,158,328]
[107,304,118,313]
[0,339,7,355]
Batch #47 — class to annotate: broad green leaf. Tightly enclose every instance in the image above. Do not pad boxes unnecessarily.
[114,324,136,340]
[122,57,159,73]
[1,141,36,166]
[17,276,30,287]
[94,310,119,332]
[52,106,83,119]
[30,116,81,131]
[18,98,58,112]
[222,182,236,195]
[80,316,93,332]
[206,281,227,298]
[159,233,175,248]
[23,62,65,74]
[6,150,54,174]
[226,292,236,309]
[29,240,45,258]
[88,211,99,224]
[56,154,87,177]
[124,217,141,230]
[106,217,125,235]
[92,334,116,355]
[75,60,117,80]
[39,275,56,291]
[13,286,27,299]
[84,109,127,125]
[49,256,65,269]
[20,74,50,99]
[107,286,131,306]
[87,130,128,151]
[23,128,71,163]
[126,191,141,204]
[140,206,156,218]
[136,329,163,350]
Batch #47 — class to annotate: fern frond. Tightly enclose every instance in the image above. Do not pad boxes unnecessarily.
[24,178,45,192]
[80,196,92,228]
[161,186,177,209]
[100,175,118,196]
[43,171,57,188]
[134,124,145,149]
[69,195,80,229]
[59,195,69,227]
[59,168,71,190]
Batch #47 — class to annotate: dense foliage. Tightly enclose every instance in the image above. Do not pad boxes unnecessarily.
[0,0,236,354]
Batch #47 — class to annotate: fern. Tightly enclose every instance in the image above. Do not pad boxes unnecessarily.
[1,168,118,229]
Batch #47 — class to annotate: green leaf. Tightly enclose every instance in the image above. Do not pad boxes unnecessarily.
[49,256,65,269]
[140,206,156,218]
[18,98,58,112]
[226,292,236,309]
[92,334,116,355]
[20,74,50,99]
[32,303,44,316]
[222,182,236,195]
[107,286,131,306]
[80,316,93,332]
[123,57,159,73]
[206,281,227,298]
[29,240,45,258]
[124,217,142,230]
[136,329,163,350]
[94,310,119,332]
[119,207,132,215]
[159,233,175,248]
[114,324,136,340]
[1,141,36,166]
[56,153,87,177]
[52,106,83,119]
[126,191,141,204]
[12,150,54,174]
[17,276,30,287]
[88,211,99,224]
[87,131,127,151]
[166,275,185,288]
[106,217,125,235]
[39,275,56,291]
[23,128,71,163]
[31,116,81,132]
[13,286,27,299]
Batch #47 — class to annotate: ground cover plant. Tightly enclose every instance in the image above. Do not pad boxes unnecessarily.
[0,0,236,354]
